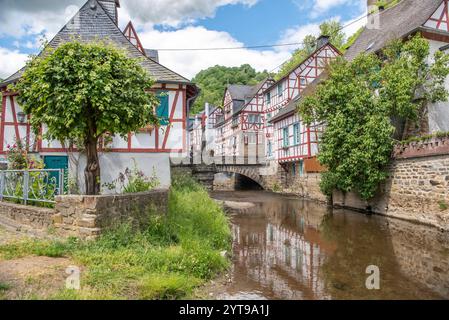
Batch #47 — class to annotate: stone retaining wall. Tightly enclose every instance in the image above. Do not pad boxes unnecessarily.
[283,173,327,203]
[0,190,169,240]
[333,154,449,230]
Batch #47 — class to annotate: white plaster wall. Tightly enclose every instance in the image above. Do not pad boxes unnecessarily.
[67,152,171,194]
[428,39,449,133]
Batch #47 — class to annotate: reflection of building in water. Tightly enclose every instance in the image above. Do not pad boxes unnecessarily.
[230,201,335,299]
[223,191,448,300]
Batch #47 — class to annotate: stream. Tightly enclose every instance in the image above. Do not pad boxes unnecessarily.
[210,191,449,300]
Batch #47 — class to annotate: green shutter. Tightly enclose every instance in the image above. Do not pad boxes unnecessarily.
[293,123,300,145]
[156,92,169,126]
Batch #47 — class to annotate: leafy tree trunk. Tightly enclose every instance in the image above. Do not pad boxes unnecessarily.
[401,101,429,140]
[84,109,100,195]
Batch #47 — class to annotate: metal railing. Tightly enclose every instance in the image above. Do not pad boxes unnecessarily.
[0,169,65,204]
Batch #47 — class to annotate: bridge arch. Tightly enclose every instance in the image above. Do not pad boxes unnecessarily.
[217,165,268,190]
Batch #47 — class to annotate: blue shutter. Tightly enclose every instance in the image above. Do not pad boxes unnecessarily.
[156,92,169,126]
[293,123,300,145]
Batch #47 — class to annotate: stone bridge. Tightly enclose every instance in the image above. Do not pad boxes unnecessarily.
[172,162,278,191]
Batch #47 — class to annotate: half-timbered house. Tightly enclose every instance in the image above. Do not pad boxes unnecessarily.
[265,36,340,176]
[346,0,449,134]
[0,0,199,191]
[214,79,274,163]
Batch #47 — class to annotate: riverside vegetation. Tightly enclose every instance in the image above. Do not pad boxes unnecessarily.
[0,174,231,300]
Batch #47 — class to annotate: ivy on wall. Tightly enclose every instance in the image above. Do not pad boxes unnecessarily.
[298,35,449,200]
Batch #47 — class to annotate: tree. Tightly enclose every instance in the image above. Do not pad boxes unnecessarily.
[14,41,159,195]
[191,64,271,114]
[276,20,346,80]
[298,35,449,200]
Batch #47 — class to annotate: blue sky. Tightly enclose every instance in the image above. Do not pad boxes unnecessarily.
[198,0,365,46]
[0,0,367,79]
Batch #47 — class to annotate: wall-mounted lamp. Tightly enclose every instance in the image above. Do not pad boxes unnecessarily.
[17,112,26,124]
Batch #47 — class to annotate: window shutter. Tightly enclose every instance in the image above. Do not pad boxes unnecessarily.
[156,92,169,126]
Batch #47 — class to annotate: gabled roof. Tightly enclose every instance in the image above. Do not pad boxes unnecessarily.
[1,0,191,87]
[345,0,444,60]
[226,78,272,116]
[227,84,256,101]
[264,37,339,93]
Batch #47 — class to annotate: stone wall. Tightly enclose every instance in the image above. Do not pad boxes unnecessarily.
[283,173,328,203]
[333,152,449,230]
[0,202,56,231]
[0,190,169,240]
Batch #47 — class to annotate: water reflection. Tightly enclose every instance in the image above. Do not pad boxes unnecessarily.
[211,191,449,300]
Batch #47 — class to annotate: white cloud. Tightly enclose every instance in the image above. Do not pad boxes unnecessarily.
[0,0,368,80]
[0,0,260,38]
[0,47,28,79]
[138,26,291,79]
[122,0,259,27]
[278,23,321,48]
[0,0,85,39]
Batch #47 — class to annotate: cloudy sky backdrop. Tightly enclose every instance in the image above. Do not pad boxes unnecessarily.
[0,0,367,80]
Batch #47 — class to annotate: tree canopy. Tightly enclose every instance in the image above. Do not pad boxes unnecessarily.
[298,35,449,200]
[14,41,159,195]
[191,64,271,114]
[276,20,346,80]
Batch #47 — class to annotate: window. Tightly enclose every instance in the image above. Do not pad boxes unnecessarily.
[248,114,261,124]
[292,163,297,176]
[232,117,239,128]
[299,160,304,176]
[277,83,283,97]
[300,77,307,87]
[283,127,289,148]
[293,123,300,145]
[266,92,271,105]
[267,141,272,157]
[156,92,169,125]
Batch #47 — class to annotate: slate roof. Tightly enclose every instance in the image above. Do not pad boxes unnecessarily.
[269,96,301,123]
[226,78,272,116]
[345,0,444,60]
[1,0,191,87]
[227,84,256,101]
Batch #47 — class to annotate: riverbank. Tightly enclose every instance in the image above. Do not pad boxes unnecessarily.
[206,190,449,299]
[0,175,231,300]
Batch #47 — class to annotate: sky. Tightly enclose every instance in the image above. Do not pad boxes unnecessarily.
[0,0,368,80]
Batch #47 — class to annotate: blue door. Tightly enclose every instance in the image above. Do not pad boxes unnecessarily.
[44,156,68,192]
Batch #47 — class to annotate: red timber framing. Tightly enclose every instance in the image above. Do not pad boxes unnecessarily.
[264,43,340,162]
[0,92,35,154]
[215,79,271,157]
[424,0,449,32]
[0,84,188,155]
[273,113,322,163]
[123,21,146,56]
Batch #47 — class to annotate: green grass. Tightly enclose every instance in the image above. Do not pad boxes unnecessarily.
[439,200,448,211]
[0,174,231,300]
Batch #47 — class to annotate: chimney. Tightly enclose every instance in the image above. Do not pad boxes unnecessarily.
[316,35,330,49]
[98,0,120,25]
